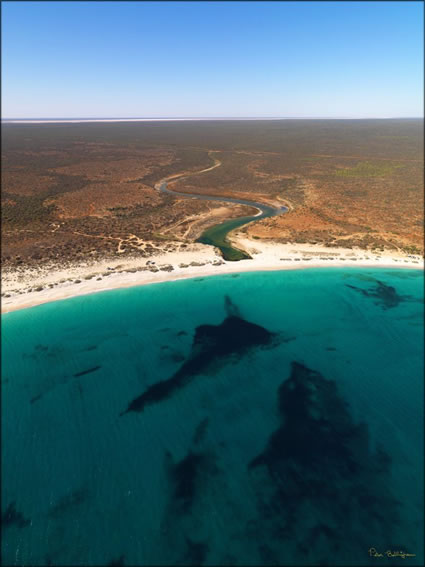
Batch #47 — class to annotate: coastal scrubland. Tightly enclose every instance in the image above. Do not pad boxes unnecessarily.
[2,119,423,273]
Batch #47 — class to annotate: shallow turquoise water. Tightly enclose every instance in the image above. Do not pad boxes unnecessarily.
[2,268,424,566]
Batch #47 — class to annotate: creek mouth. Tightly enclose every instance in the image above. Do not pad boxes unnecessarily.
[157,159,287,261]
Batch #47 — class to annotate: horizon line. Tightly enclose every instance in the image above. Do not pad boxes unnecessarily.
[2,116,423,124]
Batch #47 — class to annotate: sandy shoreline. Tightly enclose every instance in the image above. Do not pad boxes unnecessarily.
[2,240,423,314]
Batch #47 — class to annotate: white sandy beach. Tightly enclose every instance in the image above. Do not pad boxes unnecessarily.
[2,239,423,314]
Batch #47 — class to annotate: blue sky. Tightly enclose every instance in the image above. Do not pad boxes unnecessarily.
[2,1,423,118]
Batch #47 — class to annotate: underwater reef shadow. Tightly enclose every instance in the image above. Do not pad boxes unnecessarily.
[159,418,216,565]
[47,487,90,519]
[120,296,280,416]
[345,279,419,310]
[1,501,31,530]
[247,361,403,564]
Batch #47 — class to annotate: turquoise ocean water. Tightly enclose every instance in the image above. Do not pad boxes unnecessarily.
[1,268,424,566]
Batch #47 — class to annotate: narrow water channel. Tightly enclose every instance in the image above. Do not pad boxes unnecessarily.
[156,159,287,261]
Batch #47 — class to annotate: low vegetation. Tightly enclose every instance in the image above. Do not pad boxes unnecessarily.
[2,119,423,270]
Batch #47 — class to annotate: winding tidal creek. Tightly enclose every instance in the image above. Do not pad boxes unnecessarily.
[156,155,287,260]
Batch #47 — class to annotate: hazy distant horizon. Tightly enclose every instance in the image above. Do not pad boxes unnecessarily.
[3,116,424,124]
